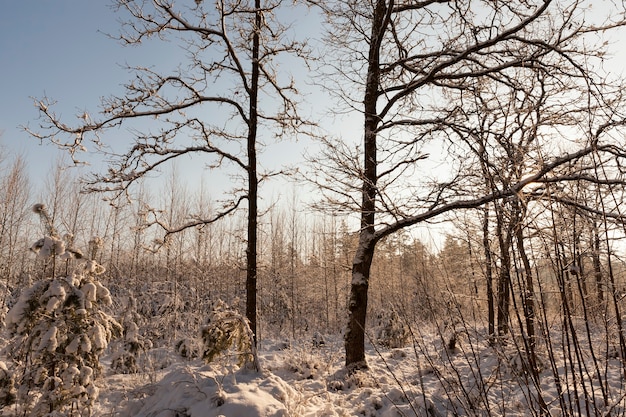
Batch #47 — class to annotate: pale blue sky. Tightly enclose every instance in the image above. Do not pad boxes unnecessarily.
[5,1,626,231]
[0,1,208,195]
[0,1,330,200]
[1,2,143,177]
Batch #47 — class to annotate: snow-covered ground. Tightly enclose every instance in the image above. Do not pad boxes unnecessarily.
[91,325,626,417]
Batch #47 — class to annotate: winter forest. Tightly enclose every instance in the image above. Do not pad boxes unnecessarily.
[5,0,626,415]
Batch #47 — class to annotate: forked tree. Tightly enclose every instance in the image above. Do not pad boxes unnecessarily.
[309,0,626,369]
[27,0,309,351]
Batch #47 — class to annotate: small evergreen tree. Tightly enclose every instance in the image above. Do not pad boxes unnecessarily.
[110,295,150,374]
[201,299,260,372]
[4,204,121,416]
[0,361,16,408]
[375,309,410,349]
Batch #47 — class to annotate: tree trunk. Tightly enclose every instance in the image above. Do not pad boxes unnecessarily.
[514,210,538,373]
[495,205,513,336]
[496,259,511,336]
[245,0,261,350]
[345,235,376,368]
[483,205,495,340]
[591,222,603,304]
[344,0,390,370]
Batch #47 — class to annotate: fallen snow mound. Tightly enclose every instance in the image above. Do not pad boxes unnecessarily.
[120,364,294,417]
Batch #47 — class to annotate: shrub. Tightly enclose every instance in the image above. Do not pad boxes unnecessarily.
[110,294,151,374]
[201,299,260,371]
[0,361,16,407]
[175,337,201,359]
[375,309,410,349]
[4,204,121,416]
[111,321,150,374]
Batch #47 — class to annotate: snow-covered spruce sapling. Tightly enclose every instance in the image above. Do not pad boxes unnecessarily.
[111,321,145,374]
[175,336,201,360]
[0,361,16,408]
[29,204,83,280]
[111,295,151,374]
[375,309,411,348]
[4,204,121,416]
[201,299,260,372]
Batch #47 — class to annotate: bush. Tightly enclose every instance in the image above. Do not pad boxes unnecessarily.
[111,321,151,374]
[175,337,201,359]
[375,309,410,349]
[201,299,260,371]
[3,205,121,416]
[0,361,16,408]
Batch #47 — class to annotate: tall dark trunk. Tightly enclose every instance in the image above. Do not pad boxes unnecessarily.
[496,256,511,336]
[483,205,495,340]
[345,236,376,368]
[514,207,538,371]
[246,0,260,350]
[513,200,548,411]
[344,0,391,370]
[591,222,603,303]
[495,204,513,336]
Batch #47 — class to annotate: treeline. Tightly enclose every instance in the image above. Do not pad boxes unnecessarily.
[0,155,415,343]
[2,152,625,355]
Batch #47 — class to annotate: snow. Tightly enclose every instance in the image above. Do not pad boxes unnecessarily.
[3,265,625,416]
[118,365,291,417]
[90,324,109,351]
[30,236,65,259]
[95,281,112,304]
[5,282,45,332]
[88,327,626,417]
[66,336,81,355]
[83,282,98,303]
[351,271,367,286]
[37,326,58,353]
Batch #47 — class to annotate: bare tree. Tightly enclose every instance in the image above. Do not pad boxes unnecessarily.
[310,0,626,369]
[0,154,31,308]
[27,0,310,350]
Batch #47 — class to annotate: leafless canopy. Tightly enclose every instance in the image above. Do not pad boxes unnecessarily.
[308,0,626,369]
[27,0,309,221]
[311,0,626,241]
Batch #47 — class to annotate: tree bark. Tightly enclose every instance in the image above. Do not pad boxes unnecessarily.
[513,199,542,386]
[344,0,391,370]
[483,205,495,340]
[495,204,513,336]
[246,0,261,349]
[345,235,376,368]
[591,222,603,304]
